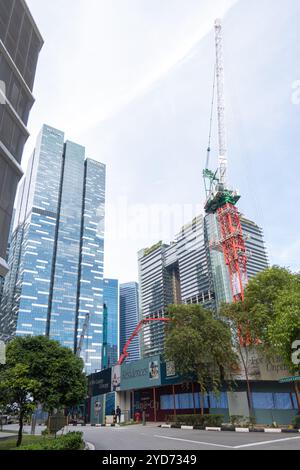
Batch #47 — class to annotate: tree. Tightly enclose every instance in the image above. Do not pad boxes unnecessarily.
[0,364,40,447]
[220,300,258,417]
[164,304,237,415]
[220,266,297,417]
[0,336,87,447]
[244,266,293,312]
[268,277,300,374]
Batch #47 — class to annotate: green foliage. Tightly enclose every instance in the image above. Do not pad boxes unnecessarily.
[220,266,300,374]
[144,241,163,257]
[245,266,293,310]
[4,336,87,411]
[167,414,224,428]
[164,304,237,396]
[221,266,295,347]
[268,279,300,373]
[293,416,300,430]
[229,415,256,428]
[18,432,84,451]
[0,336,87,447]
[0,363,40,420]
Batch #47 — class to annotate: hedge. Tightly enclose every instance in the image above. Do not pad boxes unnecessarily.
[18,432,84,451]
[167,414,224,428]
[294,416,300,430]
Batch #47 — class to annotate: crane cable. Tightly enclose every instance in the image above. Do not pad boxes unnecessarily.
[205,65,217,171]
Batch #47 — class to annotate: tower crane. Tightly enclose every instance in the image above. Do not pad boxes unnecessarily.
[76,311,90,358]
[76,304,108,362]
[203,19,248,303]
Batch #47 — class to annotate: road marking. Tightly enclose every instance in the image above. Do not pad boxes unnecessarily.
[234,436,300,449]
[85,442,95,451]
[154,435,233,449]
[154,434,300,450]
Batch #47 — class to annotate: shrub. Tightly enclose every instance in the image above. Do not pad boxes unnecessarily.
[167,414,224,428]
[41,429,53,436]
[51,432,84,450]
[19,432,84,451]
[293,416,300,430]
[230,415,250,428]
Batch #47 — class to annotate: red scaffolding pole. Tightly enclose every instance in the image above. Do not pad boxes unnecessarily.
[217,203,248,303]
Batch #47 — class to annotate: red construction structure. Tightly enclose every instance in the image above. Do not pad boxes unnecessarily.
[217,203,248,302]
[117,318,171,366]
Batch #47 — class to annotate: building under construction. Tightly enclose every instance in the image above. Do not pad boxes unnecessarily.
[138,213,268,358]
[137,19,269,359]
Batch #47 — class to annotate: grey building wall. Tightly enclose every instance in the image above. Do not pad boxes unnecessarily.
[0,0,43,277]
[138,216,215,358]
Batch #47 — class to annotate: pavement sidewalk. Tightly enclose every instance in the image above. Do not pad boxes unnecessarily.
[0,432,17,440]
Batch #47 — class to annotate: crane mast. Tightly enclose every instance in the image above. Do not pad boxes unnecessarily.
[215,19,228,186]
[204,19,248,303]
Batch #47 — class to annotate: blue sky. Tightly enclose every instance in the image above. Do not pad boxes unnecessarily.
[25,0,300,282]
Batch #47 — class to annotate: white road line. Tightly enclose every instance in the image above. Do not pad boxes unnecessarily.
[154,434,300,450]
[85,442,96,451]
[154,435,233,449]
[233,436,300,449]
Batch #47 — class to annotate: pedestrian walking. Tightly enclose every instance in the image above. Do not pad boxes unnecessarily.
[116,406,121,424]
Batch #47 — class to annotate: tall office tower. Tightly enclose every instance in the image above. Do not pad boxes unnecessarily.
[0,125,106,374]
[205,214,269,309]
[138,215,215,357]
[119,282,140,363]
[103,279,119,369]
[0,0,43,278]
[138,214,269,357]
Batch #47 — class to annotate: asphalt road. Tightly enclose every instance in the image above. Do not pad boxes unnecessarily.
[73,424,300,451]
[2,424,300,450]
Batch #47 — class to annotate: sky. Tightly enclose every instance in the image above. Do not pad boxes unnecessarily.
[24,0,300,283]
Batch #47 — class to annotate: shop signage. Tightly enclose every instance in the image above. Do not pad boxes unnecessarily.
[231,350,290,381]
[88,368,112,396]
[119,356,162,391]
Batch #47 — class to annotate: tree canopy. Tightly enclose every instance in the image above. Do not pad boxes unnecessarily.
[221,266,300,375]
[268,276,300,373]
[0,336,87,446]
[164,304,237,401]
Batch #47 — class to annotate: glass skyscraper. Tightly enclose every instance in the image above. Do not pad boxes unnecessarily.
[103,278,119,368]
[119,282,140,363]
[0,0,43,278]
[138,214,268,357]
[138,216,215,357]
[0,124,106,374]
